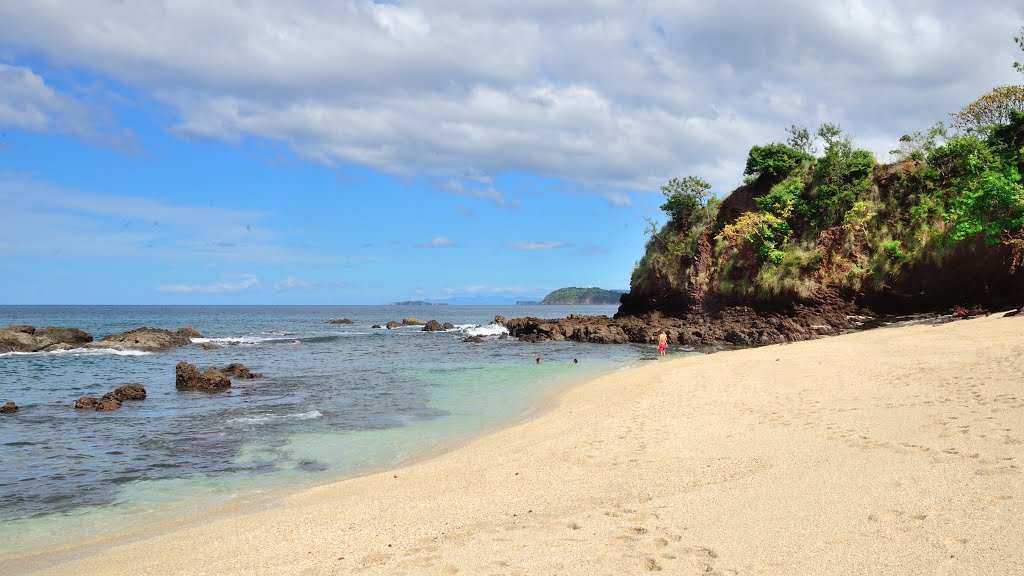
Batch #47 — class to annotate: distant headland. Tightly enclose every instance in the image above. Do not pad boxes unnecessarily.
[536,287,626,305]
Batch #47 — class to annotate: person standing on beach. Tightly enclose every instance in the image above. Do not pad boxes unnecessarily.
[657,332,668,356]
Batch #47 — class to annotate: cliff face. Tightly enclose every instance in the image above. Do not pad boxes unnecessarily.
[618,125,1024,320]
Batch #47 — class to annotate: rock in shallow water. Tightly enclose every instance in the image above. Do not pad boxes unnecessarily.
[175,361,231,390]
[1,401,18,414]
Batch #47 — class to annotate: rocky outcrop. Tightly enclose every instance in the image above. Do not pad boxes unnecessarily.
[463,336,485,343]
[1,401,18,414]
[75,383,146,411]
[103,383,147,402]
[386,320,401,329]
[93,327,199,351]
[74,396,120,411]
[176,326,203,339]
[200,342,223,350]
[402,318,427,326]
[371,324,382,329]
[493,315,508,326]
[325,318,354,324]
[175,361,231,390]
[508,296,871,349]
[423,320,456,331]
[1,325,94,353]
[221,363,262,379]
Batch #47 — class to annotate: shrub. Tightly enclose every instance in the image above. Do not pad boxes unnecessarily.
[756,176,807,220]
[744,143,813,180]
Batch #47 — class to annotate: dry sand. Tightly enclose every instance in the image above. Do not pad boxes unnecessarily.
[21,313,1024,575]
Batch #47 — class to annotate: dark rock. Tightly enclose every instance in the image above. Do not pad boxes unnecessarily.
[402,317,427,326]
[103,383,147,402]
[371,324,382,329]
[325,318,354,324]
[221,363,262,379]
[422,320,444,331]
[35,326,94,347]
[441,322,455,330]
[95,398,122,411]
[463,336,485,343]
[176,326,204,339]
[95,327,192,351]
[175,361,231,390]
[75,396,100,410]
[505,301,870,350]
[200,342,223,350]
[385,320,401,329]
[1,325,95,353]
[493,315,508,326]
[498,333,508,340]
[1,401,18,414]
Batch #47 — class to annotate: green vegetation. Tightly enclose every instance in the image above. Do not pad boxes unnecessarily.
[540,287,626,305]
[629,32,1024,305]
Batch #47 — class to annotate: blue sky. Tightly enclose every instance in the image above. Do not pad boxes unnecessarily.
[1,1,1021,304]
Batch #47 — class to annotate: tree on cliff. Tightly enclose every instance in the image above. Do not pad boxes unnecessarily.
[628,59,1024,312]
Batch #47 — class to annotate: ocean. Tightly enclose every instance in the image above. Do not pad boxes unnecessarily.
[0,305,669,561]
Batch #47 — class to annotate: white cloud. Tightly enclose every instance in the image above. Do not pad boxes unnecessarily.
[0,1,1021,195]
[274,277,313,291]
[0,173,340,265]
[0,63,138,151]
[159,274,260,294]
[416,236,455,248]
[506,241,571,251]
[440,179,521,208]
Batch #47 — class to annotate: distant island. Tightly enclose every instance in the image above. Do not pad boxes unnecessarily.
[538,287,626,305]
[391,301,448,306]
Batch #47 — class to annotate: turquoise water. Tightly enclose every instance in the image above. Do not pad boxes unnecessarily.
[0,305,663,559]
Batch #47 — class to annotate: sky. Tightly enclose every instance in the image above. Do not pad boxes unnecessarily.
[1,1,1021,305]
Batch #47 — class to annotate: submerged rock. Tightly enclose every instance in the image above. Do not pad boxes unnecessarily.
[200,342,223,350]
[74,396,100,410]
[325,318,354,324]
[385,320,400,329]
[175,361,231,390]
[463,336,485,343]
[1,401,18,414]
[221,363,262,379]
[95,398,122,411]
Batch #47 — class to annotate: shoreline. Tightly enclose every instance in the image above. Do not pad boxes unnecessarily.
[4,351,652,573]
[18,313,1024,575]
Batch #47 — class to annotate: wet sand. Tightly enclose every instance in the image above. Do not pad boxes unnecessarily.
[25,313,1024,575]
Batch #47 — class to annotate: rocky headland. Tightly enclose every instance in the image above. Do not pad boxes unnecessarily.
[0,325,203,353]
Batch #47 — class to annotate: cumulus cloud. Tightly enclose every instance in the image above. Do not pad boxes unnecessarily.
[159,274,260,294]
[506,241,571,251]
[0,1,1021,194]
[0,63,139,152]
[416,236,455,248]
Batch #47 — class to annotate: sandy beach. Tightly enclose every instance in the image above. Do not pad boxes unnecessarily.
[20,313,1024,575]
